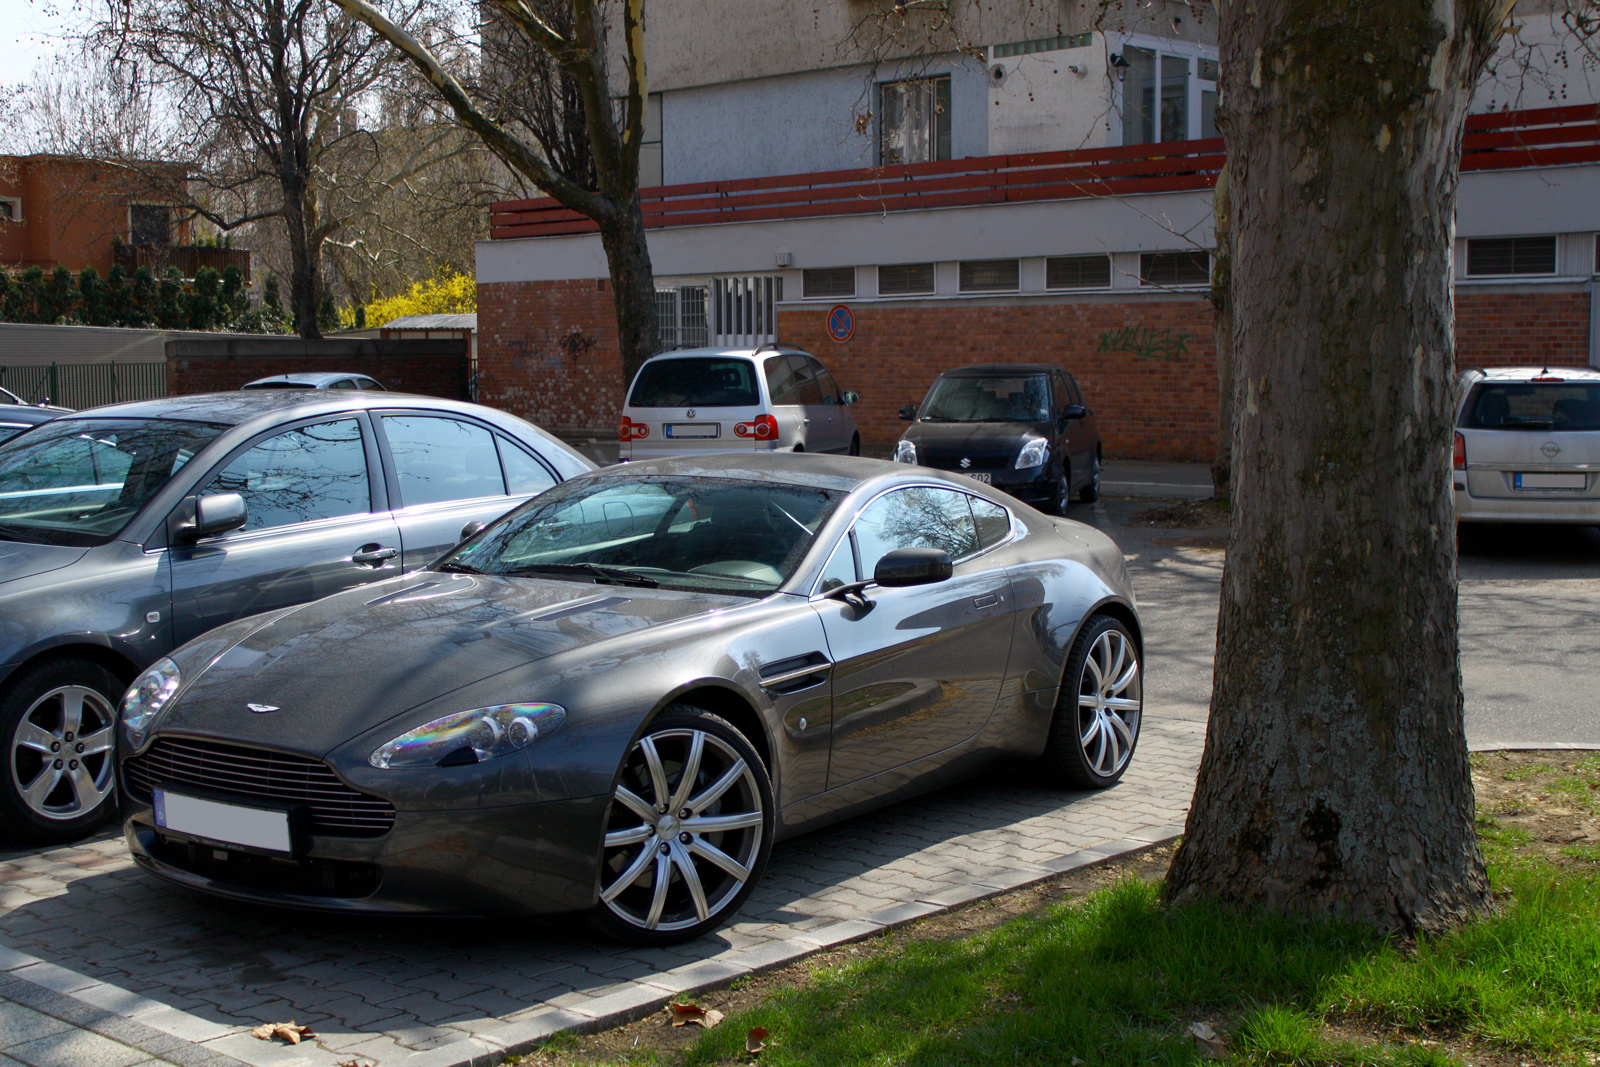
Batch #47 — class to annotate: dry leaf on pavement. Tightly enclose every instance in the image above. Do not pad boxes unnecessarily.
[669,1002,724,1028]
[251,1021,316,1045]
[746,1026,770,1054]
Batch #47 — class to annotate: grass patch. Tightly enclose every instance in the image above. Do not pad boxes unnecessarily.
[1562,843,1600,863]
[1499,764,1553,782]
[680,865,1600,1067]
[1549,776,1600,813]
[1474,814,1533,851]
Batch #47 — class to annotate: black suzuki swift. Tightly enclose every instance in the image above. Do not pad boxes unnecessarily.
[893,363,1102,515]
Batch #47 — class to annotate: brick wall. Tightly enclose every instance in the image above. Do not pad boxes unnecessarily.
[166,338,470,398]
[474,280,1595,461]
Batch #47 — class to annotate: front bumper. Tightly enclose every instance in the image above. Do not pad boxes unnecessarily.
[122,791,611,917]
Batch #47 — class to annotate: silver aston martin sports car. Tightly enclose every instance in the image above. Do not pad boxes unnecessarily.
[117,454,1143,944]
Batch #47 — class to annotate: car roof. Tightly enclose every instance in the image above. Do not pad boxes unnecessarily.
[0,404,62,425]
[939,363,1059,377]
[243,372,376,386]
[1466,367,1600,382]
[580,451,1011,499]
[639,346,811,364]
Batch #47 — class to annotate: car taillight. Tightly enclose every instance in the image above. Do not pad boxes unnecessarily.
[618,417,649,441]
[1453,431,1466,471]
[735,414,779,440]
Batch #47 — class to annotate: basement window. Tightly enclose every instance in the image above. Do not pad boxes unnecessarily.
[959,259,1020,293]
[1466,236,1557,277]
[878,263,936,296]
[1046,254,1111,289]
[1140,251,1211,287]
[803,267,856,299]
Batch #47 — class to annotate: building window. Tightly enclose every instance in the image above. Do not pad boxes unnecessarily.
[959,259,1019,293]
[656,285,708,349]
[641,92,663,188]
[0,198,19,223]
[1121,45,1218,145]
[878,263,936,296]
[1046,254,1111,289]
[1141,251,1211,286]
[1465,236,1557,277]
[129,204,173,247]
[879,76,951,166]
[993,34,1090,57]
[803,267,856,299]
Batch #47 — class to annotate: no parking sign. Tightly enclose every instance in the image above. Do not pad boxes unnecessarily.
[826,304,855,343]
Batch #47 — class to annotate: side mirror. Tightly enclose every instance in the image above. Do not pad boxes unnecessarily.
[460,520,487,542]
[843,391,861,405]
[190,493,247,540]
[1061,403,1087,422]
[897,404,917,421]
[874,546,952,587]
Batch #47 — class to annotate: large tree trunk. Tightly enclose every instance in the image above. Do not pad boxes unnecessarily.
[1165,0,1507,934]
[597,201,660,385]
[1209,165,1233,500]
[280,174,323,341]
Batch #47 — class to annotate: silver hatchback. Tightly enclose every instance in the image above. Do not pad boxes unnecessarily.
[619,345,861,460]
[1453,366,1600,524]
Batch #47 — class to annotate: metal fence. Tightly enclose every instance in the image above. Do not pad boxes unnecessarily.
[0,362,168,409]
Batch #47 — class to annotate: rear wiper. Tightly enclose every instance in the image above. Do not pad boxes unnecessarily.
[508,562,659,587]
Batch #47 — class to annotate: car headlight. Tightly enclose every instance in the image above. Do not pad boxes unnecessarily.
[1015,438,1050,469]
[369,703,566,769]
[120,657,181,749]
[893,439,918,464]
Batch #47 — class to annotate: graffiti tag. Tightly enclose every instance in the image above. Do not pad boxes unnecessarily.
[1097,326,1188,362]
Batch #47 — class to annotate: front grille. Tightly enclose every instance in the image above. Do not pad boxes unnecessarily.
[124,737,395,838]
[147,835,381,898]
[922,455,1011,472]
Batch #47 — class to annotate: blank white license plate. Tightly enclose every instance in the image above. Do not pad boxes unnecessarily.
[965,472,992,484]
[1515,472,1586,490]
[665,424,720,439]
[153,788,292,854]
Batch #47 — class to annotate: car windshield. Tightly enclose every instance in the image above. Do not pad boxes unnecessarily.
[628,358,761,408]
[0,425,30,445]
[0,418,228,546]
[440,476,844,596]
[920,375,1050,423]
[1461,383,1600,431]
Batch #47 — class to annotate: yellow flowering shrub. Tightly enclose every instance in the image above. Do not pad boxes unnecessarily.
[345,272,477,329]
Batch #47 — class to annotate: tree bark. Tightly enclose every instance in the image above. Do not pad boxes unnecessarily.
[597,203,659,385]
[1165,0,1510,934]
[1209,164,1233,500]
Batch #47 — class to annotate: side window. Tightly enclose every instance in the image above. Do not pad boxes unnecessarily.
[812,361,844,406]
[212,418,369,531]
[853,487,979,577]
[330,379,357,390]
[970,496,1011,548]
[497,437,558,495]
[1063,373,1083,406]
[382,415,505,507]
[816,534,858,591]
[788,355,824,405]
[764,356,800,406]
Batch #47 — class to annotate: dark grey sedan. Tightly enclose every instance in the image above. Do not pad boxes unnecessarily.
[116,454,1142,943]
[0,391,594,846]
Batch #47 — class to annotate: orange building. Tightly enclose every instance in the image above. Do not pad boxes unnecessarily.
[0,155,246,280]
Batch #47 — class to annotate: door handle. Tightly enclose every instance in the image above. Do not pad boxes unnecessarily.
[352,545,399,565]
[973,594,1001,609]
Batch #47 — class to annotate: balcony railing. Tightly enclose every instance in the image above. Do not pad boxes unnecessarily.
[112,244,252,281]
[490,103,1599,241]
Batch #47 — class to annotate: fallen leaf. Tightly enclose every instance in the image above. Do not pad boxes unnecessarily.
[670,1002,724,1029]
[1070,1059,1085,1066]
[1189,1021,1226,1061]
[746,1026,770,1054]
[251,1021,315,1045]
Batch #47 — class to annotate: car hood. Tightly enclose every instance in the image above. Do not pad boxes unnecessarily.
[157,572,743,752]
[903,421,1049,458]
[0,540,89,588]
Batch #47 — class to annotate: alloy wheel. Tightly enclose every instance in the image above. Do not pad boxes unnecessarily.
[9,685,117,821]
[600,726,766,933]
[1076,628,1141,778]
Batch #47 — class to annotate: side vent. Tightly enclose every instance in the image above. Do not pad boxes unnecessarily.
[758,652,832,695]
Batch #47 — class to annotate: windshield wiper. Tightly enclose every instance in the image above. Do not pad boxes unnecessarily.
[436,560,485,575]
[507,562,660,587]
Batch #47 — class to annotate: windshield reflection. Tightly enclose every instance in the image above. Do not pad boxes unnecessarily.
[921,375,1050,423]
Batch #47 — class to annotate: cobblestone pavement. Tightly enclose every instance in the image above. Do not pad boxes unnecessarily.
[0,715,1203,1067]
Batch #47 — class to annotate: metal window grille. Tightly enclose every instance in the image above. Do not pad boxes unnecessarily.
[803,267,856,299]
[1139,251,1211,286]
[652,286,709,350]
[1046,255,1112,289]
[878,263,936,296]
[958,259,1020,292]
[655,289,679,350]
[710,276,780,347]
[0,361,167,408]
[1466,236,1557,277]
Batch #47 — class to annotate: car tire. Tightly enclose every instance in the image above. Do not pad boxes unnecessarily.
[848,434,861,456]
[1045,464,1072,516]
[1079,452,1102,504]
[591,705,774,945]
[1041,615,1141,789]
[1,657,123,846]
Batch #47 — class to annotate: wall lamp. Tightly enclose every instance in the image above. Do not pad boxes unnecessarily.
[1109,52,1130,80]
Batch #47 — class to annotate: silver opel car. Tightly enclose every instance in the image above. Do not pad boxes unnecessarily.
[619,345,861,460]
[1453,367,1600,524]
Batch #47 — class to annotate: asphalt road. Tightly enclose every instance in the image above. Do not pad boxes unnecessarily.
[1078,492,1600,748]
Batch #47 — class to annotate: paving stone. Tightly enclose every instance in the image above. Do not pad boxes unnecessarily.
[4,1029,149,1067]
[0,1005,72,1049]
